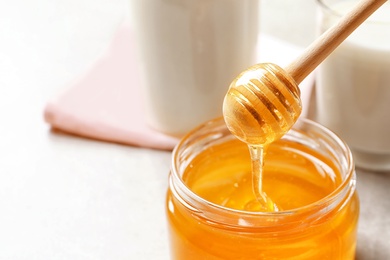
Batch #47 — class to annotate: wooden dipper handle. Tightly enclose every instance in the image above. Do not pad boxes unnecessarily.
[285,0,387,85]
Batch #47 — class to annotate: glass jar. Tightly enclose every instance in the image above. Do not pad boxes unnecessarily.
[166,117,359,259]
[129,0,260,136]
[316,0,390,171]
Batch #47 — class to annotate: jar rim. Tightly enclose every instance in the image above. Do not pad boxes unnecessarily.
[171,117,356,223]
[316,0,390,23]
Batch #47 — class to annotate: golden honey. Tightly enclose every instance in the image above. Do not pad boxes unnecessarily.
[222,63,302,211]
[223,63,301,146]
[166,117,359,259]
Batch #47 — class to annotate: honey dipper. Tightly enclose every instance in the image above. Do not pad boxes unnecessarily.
[223,0,387,146]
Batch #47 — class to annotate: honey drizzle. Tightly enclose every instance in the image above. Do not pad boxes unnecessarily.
[246,145,279,212]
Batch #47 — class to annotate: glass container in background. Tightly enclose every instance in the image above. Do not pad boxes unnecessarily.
[128,0,260,137]
[166,117,359,259]
[316,0,390,171]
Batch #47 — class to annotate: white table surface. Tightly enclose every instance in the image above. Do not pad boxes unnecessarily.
[0,0,389,259]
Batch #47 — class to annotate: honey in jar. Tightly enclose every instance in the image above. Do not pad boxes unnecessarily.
[166,117,359,259]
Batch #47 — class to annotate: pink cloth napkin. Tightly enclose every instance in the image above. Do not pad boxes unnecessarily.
[44,21,314,151]
[44,22,180,150]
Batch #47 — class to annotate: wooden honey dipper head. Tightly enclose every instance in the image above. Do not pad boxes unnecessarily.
[223,0,387,146]
[223,63,301,145]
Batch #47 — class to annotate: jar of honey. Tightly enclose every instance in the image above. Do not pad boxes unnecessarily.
[166,117,359,259]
